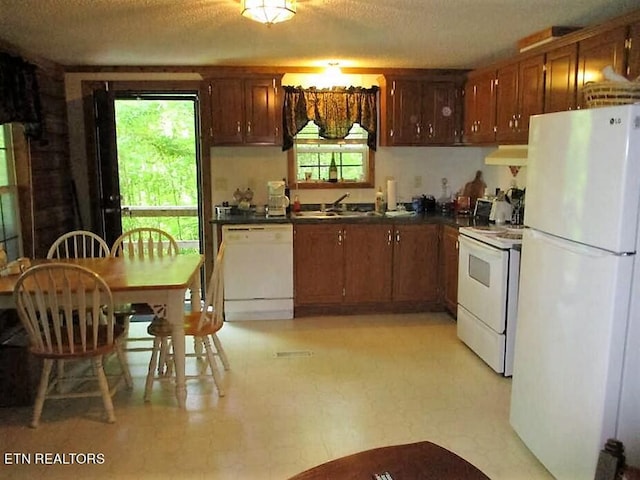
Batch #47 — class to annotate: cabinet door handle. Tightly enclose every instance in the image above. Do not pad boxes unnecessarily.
[455,240,459,250]
[429,124,434,138]
[416,123,421,135]
[387,229,392,245]
[236,121,241,134]
[247,121,252,134]
[338,230,343,246]
[396,231,400,243]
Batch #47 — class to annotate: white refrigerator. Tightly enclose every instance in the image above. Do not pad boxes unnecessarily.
[510,104,640,479]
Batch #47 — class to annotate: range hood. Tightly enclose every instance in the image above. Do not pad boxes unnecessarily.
[485,145,528,166]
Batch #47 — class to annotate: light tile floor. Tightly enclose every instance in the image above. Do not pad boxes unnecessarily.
[0,313,553,479]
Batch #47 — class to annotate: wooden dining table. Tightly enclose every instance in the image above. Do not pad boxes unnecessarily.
[0,253,204,408]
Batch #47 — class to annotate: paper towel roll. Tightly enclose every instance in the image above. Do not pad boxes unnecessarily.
[387,179,397,211]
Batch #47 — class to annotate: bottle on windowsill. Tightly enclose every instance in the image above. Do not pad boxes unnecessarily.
[328,154,338,183]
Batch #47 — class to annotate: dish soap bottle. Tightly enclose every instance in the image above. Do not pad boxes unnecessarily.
[292,195,301,213]
[375,187,384,214]
[328,154,338,183]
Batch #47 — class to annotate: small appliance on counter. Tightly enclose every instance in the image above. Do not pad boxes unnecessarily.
[412,194,436,213]
[506,187,525,225]
[473,198,493,220]
[489,191,513,224]
[267,180,289,217]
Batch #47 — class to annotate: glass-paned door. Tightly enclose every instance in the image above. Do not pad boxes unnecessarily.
[115,96,201,253]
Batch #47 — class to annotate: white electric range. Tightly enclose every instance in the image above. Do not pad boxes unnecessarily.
[456,225,523,376]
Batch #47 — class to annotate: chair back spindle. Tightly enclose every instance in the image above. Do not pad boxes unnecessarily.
[110,227,179,259]
[47,230,110,259]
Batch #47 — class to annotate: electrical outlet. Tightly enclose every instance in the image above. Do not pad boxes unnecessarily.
[413,175,422,188]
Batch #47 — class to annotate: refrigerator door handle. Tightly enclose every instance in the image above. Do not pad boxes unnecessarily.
[528,229,622,258]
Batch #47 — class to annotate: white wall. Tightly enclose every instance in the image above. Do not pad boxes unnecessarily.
[210,145,525,208]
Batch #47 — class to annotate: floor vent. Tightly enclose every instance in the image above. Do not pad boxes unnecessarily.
[273,350,313,358]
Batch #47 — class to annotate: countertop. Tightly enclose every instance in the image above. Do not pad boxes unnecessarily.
[210,211,478,229]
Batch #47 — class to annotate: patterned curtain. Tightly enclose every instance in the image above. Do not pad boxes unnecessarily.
[0,53,42,138]
[282,86,379,151]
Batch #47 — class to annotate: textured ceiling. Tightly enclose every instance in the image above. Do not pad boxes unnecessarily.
[0,0,637,69]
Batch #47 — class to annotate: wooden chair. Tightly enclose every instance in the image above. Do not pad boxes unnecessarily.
[47,230,110,259]
[110,227,180,364]
[13,263,132,427]
[110,227,179,259]
[47,230,112,382]
[48,230,132,335]
[144,242,229,401]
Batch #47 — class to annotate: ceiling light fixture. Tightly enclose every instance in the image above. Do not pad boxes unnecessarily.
[241,0,296,25]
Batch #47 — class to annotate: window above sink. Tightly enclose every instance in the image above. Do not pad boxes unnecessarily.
[288,122,375,189]
[283,85,378,190]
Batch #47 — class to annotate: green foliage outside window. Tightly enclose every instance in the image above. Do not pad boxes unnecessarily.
[115,99,199,251]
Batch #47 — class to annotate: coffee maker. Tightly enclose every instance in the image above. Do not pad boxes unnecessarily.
[267,180,289,217]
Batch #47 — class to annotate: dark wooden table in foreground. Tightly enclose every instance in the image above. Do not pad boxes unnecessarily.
[288,441,490,480]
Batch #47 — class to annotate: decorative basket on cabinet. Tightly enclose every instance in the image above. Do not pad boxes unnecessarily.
[583,81,640,108]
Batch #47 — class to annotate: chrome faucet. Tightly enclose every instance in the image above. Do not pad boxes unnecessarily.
[328,192,350,210]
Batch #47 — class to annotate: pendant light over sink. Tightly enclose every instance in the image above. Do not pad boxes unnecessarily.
[241,0,296,25]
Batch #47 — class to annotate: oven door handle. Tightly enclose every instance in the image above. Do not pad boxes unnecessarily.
[460,235,505,260]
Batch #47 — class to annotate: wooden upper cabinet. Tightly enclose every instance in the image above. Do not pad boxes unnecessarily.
[380,76,461,146]
[545,43,578,113]
[463,69,496,144]
[209,78,244,144]
[388,78,422,145]
[495,62,518,143]
[495,54,544,144]
[577,25,628,108]
[423,82,459,144]
[628,20,640,80]
[209,76,281,146]
[244,78,281,144]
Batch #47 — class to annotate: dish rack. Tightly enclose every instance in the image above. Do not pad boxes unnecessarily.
[583,81,640,108]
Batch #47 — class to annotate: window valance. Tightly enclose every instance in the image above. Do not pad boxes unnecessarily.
[282,85,379,151]
[0,53,42,138]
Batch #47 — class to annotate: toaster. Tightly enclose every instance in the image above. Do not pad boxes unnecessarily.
[473,198,493,220]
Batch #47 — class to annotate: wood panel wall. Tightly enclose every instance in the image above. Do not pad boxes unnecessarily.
[1,41,75,259]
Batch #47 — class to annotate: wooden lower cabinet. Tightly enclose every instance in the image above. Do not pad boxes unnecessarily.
[294,223,344,305]
[294,222,441,312]
[440,225,459,317]
[344,224,393,303]
[392,224,439,303]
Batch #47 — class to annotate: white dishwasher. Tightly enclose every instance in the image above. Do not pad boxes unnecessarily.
[221,224,293,320]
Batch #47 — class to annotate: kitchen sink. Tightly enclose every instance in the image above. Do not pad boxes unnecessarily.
[293,210,378,219]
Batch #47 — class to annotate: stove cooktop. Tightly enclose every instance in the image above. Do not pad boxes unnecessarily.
[459,225,524,249]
